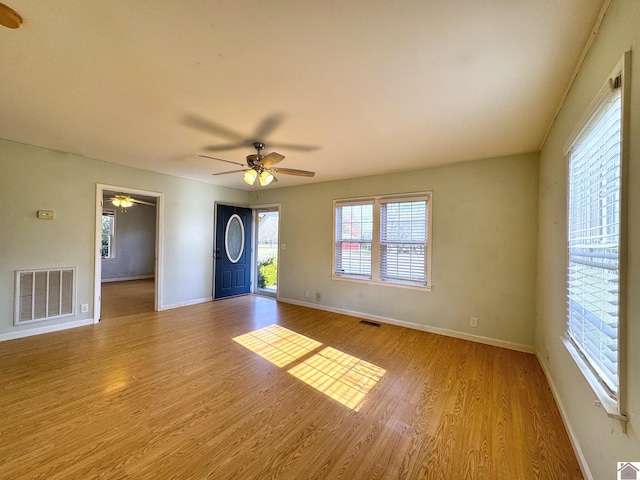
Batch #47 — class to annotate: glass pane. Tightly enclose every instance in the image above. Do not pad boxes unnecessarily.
[380,200,427,284]
[257,211,279,294]
[225,214,244,263]
[567,88,621,396]
[334,203,373,277]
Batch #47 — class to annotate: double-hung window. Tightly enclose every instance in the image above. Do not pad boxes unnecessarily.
[333,201,373,279]
[101,210,116,259]
[333,193,431,289]
[564,53,629,420]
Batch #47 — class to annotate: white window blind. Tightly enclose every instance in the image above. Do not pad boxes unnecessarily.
[334,202,373,278]
[333,193,431,288]
[380,199,427,285]
[567,80,622,397]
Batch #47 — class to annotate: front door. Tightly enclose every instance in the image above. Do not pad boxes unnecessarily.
[214,204,252,299]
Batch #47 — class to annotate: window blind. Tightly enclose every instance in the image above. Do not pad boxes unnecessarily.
[567,83,621,396]
[380,199,427,285]
[333,194,431,288]
[334,202,373,278]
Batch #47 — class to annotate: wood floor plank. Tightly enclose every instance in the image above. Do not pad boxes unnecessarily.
[0,282,582,479]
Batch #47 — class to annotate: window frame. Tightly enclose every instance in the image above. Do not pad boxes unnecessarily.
[562,52,630,422]
[101,209,116,259]
[332,192,432,291]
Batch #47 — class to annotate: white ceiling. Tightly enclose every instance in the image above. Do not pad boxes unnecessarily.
[0,0,605,190]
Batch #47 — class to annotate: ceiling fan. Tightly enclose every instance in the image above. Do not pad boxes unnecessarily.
[199,142,315,186]
[107,194,155,211]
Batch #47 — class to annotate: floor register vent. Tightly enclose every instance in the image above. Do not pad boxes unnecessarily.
[15,268,76,325]
[359,320,381,327]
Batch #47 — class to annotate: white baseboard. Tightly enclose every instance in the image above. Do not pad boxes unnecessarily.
[0,318,95,342]
[101,275,154,283]
[535,352,592,480]
[160,296,213,311]
[277,297,534,354]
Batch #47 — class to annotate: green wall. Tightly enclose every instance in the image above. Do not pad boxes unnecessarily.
[537,1,640,477]
[0,139,248,338]
[253,152,539,350]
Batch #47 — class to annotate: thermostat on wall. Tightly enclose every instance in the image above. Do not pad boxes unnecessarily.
[37,210,55,220]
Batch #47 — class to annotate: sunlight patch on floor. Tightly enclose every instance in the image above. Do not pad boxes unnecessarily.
[288,347,386,411]
[232,324,322,367]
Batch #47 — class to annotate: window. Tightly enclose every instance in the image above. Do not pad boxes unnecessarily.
[333,202,373,278]
[564,54,628,420]
[333,193,431,289]
[380,199,427,284]
[101,210,116,258]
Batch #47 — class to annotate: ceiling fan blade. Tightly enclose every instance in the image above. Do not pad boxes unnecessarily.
[267,142,320,152]
[212,169,249,176]
[183,115,246,142]
[271,167,315,177]
[202,142,255,152]
[260,152,285,168]
[252,113,285,140]
[199,154,248,167]
[131,199,156,206]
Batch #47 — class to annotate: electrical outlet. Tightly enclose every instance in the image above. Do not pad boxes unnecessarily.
[305,289,310,298]
[316,293,321,301]
[470,317,478,328]
[81,303,89,313]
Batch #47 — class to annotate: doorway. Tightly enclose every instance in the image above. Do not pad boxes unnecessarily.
[254,207,279,297]
[94,184,163,321]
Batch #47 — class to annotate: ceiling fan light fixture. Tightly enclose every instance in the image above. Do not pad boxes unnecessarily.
[243,169,257,185]
[259,170,274,186]
[112,196,133,208]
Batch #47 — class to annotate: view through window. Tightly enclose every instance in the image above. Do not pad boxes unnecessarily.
[256,210,279,295]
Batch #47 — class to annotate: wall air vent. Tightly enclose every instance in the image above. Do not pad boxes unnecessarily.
[15,268,76,325]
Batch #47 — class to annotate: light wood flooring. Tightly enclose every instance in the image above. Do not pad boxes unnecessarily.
[0,284,582,479]
[100,278,155,320]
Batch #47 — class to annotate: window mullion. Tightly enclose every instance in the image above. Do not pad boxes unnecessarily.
[371,200,381,281]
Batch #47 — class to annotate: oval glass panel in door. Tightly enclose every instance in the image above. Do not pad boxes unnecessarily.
[225,214,245,263]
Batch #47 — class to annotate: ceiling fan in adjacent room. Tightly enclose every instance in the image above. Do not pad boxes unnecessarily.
[107,194,155,212]
[200,142,315,186]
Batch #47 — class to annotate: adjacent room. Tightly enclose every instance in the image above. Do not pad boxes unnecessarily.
[1,1,638,479]
[100,189,158,319]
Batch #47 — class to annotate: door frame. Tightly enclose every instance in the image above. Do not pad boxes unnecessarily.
[252,204,281,298]
[94,183,164,322]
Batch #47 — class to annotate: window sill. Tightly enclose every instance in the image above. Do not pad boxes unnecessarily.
[331,274,431,292]
[561,335,627,423]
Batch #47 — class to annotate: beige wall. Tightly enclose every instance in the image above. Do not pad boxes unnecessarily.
[537,1,640,478]
[254,153,539,350]
[0,139,248,338]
